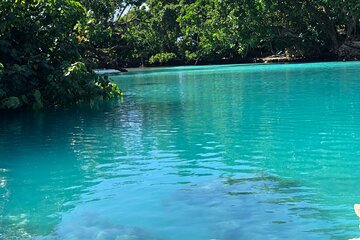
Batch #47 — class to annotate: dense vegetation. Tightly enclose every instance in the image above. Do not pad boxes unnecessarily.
[1,0,359,110]
[0,0,122,110]
[121,0,360,66]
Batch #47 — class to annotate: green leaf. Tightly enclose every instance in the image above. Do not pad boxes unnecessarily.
[33,89,42,102]
[1,97,21,109]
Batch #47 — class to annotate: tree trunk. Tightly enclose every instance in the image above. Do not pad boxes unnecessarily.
[328,26,339,51]
[320,5,339,52]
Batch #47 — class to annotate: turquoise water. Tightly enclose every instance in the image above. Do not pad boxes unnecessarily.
[1,62,360,239]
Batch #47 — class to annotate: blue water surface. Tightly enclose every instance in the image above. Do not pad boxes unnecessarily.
[1,62,360,239]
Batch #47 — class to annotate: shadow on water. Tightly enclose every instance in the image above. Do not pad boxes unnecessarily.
[165,172,345,240]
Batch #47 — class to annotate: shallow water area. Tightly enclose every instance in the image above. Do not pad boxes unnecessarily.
[1,62,360,239]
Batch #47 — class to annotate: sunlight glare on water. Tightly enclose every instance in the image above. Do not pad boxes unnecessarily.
[1,62,360,239]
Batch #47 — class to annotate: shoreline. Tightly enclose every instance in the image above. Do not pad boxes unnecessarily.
[124,57,357,70]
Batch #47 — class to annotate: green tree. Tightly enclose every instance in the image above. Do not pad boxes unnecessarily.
[124,0,360,64]
[0,0,121,110]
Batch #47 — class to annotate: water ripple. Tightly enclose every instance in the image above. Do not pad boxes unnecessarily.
[2,62,360,239]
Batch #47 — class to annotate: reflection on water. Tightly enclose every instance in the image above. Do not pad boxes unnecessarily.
[1,62,360,239]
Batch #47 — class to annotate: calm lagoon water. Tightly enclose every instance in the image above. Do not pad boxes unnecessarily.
[1,62,360,239]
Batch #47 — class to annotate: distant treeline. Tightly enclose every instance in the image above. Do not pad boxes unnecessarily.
[109,0,360,67]
[0,0,359,110]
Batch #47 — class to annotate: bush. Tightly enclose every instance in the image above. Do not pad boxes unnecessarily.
[43,62,122,108]
[149,52,177,65]
[0,61,122,110]
[0,0,122,111]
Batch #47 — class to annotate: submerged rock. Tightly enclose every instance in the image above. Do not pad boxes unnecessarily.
[38,212,158,240]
